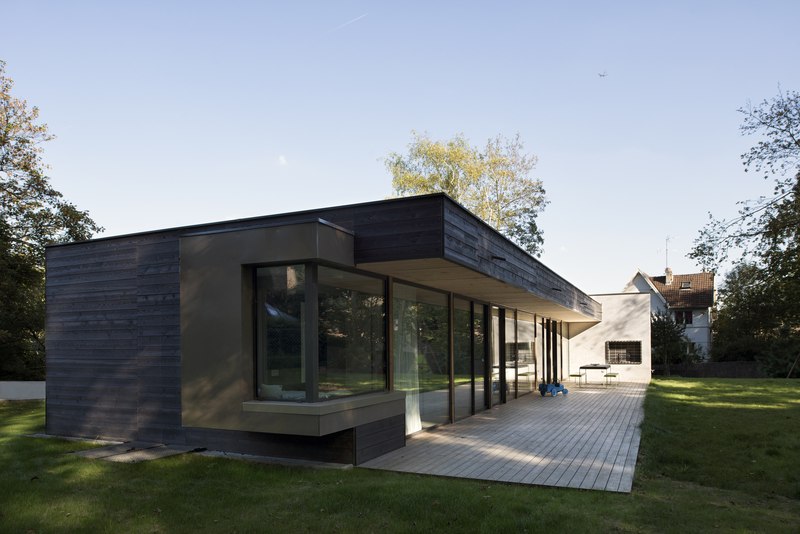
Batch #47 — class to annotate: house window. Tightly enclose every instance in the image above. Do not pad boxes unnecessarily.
[680,281,691,289]
[675,310,693,324]
[255,264,386,401]
[318,266,386,399]
[256,264,307,401]
[605,341,642,364]
[393,282,449,433]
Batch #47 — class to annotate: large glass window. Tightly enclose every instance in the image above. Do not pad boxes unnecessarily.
[393,283,449,434]
[517,311,536,395]
[318,267,386,399]
[491,307,501,406]
[255,264,386,402]
[473,304,487,413]
[505,311,517,399]
[453,298,472,421]
[255,265,307,401]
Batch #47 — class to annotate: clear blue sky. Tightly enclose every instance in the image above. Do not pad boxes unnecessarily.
[5,1,799,293]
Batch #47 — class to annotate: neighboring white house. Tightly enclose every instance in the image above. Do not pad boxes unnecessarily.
[568,292,652,383]
[623,268,715,358]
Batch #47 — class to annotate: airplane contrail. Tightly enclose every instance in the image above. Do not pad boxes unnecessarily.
[328,13,368,34]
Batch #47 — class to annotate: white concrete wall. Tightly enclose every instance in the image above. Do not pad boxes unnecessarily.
[623,272,666,314]
[623,273,651,294]
[568,293,651,383]
[0,381,46,400]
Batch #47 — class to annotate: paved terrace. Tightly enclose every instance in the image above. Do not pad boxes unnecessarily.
[361,381,647,493]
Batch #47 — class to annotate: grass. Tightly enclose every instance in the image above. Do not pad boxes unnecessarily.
[1,379,799,533]
[638,378,800,500]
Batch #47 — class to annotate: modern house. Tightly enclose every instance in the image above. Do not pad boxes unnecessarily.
[623,268,715,357]
[45,194,603,465]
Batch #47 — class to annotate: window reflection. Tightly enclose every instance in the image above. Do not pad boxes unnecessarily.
[256,265,306,401]
[393,283,449,433]
[255,264,386,402]
[318,267,386,399]
[517,311,536,395]
[453,298,472,421]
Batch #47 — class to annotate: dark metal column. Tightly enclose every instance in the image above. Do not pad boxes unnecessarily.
[469,301,475,415]
[386,277,394,391]
[499,308,507,404]
[305,263,319,402]
[533,314,538,388]
[544,318,551,384]
[448,292,455,424]
[551,318,558,384]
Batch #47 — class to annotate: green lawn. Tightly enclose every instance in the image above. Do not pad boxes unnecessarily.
[1,378,799,533]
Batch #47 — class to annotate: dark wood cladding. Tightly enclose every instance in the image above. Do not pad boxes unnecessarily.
[442,199,601,320]
[46,233,183,443]
[354,414,405,464]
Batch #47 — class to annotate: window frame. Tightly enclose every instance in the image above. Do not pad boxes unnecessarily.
[605,340,642,365]
[253,261,388,403]
[674,310,693,325]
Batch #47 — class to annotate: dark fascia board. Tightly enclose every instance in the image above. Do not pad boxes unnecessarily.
[45,193,450,249]
[181,218,354,238]
[440,196,599,310]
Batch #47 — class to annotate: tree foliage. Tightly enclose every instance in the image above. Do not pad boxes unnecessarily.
[1,60,102,379]
[650,311,696,376]
[690,90,800,272]
[690,89,800,377]
[712,263,798,376]
[386,131,548,255]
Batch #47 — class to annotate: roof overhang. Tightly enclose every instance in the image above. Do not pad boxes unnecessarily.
[358,258,600,324]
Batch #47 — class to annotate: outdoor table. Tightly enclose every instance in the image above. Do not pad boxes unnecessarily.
[580,364,611,384]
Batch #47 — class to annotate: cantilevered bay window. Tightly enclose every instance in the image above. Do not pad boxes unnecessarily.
[255,264,387,402]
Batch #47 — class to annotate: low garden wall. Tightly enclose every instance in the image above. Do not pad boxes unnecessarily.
[0,381,46,400]
[652,361,766,378]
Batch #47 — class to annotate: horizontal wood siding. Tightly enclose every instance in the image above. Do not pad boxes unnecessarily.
[442,200,601,320]
[46,234,184,442]
[354,414,406,464]
[135,237,182,443]
[183,427,357,464]
[46,238,139,440]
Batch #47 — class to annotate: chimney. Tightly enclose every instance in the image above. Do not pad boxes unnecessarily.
[665,267,673,285]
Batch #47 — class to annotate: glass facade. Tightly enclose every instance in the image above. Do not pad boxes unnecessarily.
[393,283,449,433]
[318,266,386,399]
[453,298,472,421]
[517,311,536,395]
[253,262,559,433]
[255,265,307,401]
[505,311,517,399]
[473,304,487,413]
[256,264,386,401]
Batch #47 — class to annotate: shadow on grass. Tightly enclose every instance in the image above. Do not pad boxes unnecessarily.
[639,378,800,500]
[2,391,800,533]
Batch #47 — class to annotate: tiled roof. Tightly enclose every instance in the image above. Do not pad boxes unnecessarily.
[649,272,714,309]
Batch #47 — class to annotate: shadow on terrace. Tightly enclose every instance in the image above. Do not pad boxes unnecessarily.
[360,381,648,493]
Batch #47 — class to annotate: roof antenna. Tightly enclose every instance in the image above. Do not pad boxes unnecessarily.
[665,235,671,270]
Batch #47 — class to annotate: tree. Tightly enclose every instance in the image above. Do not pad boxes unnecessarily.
[690,89,800,272]
[689,89,799,377]
[386,131,548,255]
[1,60,102,379]
[712,263,772,360]
[650,311,693,376]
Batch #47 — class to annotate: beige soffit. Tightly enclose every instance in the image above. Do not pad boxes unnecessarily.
[358,258,600,324]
